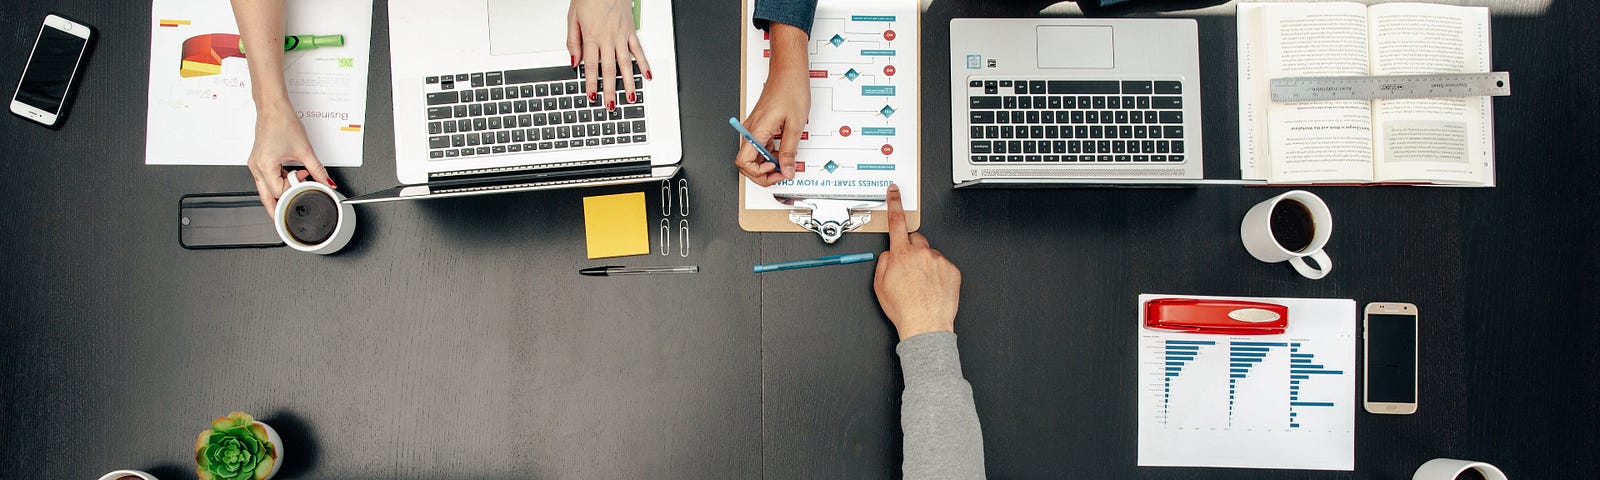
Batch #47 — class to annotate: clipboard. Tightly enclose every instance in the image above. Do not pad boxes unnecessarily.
[737,0,921,241]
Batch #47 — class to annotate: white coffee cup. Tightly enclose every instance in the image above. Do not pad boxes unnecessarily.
[97,470,156,480]
[1241,190,1333,279]
[1414,458,1508,480]
[273,173,356,254]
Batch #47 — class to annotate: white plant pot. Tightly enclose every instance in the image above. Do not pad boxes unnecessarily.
[97,470,156,480]
[254,421,284,480]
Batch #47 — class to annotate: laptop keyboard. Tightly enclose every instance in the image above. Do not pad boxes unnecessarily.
[964,79,1186,163]
[422,66,647,160]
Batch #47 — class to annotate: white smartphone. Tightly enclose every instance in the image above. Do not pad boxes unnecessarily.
[10,14,93,127]
[1363,302,1418,414]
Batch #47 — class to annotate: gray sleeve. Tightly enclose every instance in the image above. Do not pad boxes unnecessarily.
[752,0,819,37]
[896,332,986,479]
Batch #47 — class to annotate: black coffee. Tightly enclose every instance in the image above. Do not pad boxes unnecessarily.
[285,190,339,245]
[1455,469,1489,480]
[1269,199,1315,252]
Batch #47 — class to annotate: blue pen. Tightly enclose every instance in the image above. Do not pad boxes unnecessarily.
[728,117,783,171]
[753,253,877,273]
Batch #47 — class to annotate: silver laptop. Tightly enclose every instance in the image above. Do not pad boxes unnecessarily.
[949,18,1203,187]
[349,0,682,204]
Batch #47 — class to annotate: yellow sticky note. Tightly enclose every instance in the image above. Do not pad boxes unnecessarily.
[583,192,650,259]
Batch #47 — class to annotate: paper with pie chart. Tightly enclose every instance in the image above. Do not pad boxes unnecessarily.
[740,0,919,211]
[145,0,371,166]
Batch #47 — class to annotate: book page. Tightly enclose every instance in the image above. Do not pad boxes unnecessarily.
[1369,3,1494,185]
[740,0,919,211]
[1239,3,1375,183]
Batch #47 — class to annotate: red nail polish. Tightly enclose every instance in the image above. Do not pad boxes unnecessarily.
[628,92,636,103]
[645,71,653,80]
[589,92,597,101]
[608,100,616,111]
[570,55,576,67]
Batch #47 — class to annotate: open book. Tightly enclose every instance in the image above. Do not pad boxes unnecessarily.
[1238,2,1494,186]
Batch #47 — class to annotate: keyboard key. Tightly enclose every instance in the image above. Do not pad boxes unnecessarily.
[1046,126,1060,138]
[1000,126,1013,139]
[984,80,997,94]
[1093,96,1106,109]
[1086,111,1099,124]
[1018,96,1031,109]
[1097,155,1113,162]
[1042,111,1055,124]
[1048,80,1120,94]
[428,135,450,149]
[470,72,485,87]
[960,95,998,108]
[427,107,452,120]
[443,121,457,133]
[985,126,998,138]
[485,103,498,116]
[1150,127,1162,139]
[623,106,645,118]
[970,126,984,138]
[970,111,994,124]
[970,141,991,154]
[969,80,982,88]
[1159,111,1183,124]
[1115,155,1132,162]
[632,134,647,143]
[492,145,506,154]
[514,100,528,113]
[1138,97,1151,109]
[508,143,523,152]
[562,111,577,124]
[488,117,502,129]
[1025,155,1042,162]
[1152,155,1166,162]
[1044,155,1059,162]
[518,114,532,128]
[1027,80,1046,94]
[1107,96,1120,109]
[1003,97,1017,109]
[1013,83,1028,94]
[1122,96,1136,109]
[999,80,1012,87]
[1032,96,1046,108]
[520,85,535,97]
[1170,154,1184,162]
[428,122,442,134]
[1131,111,1144,123]
[1068,141,1082,153]
[1116,111,1129,124]
[1121,81,1152,94]
[587,124,600,137]
[602,136,616,145]
[1153,96,1182,109]
[1163,126,1184,138]
[575,95,588,108]
[475,89,489,102]
[632,120,646,133]
[441,80,455,90]
[426,76,439,84]
[1157,141,1168,153]
[1142,140,1155,153]
[427,92,458,106]
[536,84,550,96]
[496,131,510,144]
[1026,111,1040,124]
[1171,141,1185,153]
[477,147,491,155]
[605,123,618,136]
[1120,126,1133,138]
[1155,81,1182,94]
[1134,155,1149,162]
[971,155,987,163]
[513,129,526,142]
[1030,126,1044,138]
[486,71,503,86]
[1074,126,1088,138]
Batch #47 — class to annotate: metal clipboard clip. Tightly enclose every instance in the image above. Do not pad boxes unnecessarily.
[774,194,885,244]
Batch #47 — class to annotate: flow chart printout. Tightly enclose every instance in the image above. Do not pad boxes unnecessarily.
[741,0,919,210]
[1136,294,1356,470]
[146,0,371,166]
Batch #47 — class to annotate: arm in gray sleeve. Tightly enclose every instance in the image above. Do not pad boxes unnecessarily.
[752,0,819,37]
[897,332,986,479]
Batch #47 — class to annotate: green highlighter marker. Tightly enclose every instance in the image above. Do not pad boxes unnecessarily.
[239,34,344,54]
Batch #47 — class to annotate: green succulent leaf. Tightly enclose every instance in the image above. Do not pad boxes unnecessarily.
[196,413,273,480]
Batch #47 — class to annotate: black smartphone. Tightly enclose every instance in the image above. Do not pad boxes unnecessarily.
[179,193,284,249]
[10,14,93,127]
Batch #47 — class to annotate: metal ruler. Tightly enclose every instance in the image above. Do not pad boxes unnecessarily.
[1270,72,1511,102]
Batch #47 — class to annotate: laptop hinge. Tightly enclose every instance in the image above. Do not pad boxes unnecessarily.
[426,156,653,189]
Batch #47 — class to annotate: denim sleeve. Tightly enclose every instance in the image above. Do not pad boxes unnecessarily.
[753,0,819,37]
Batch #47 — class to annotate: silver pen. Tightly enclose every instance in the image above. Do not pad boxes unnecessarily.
[579,265,699,276]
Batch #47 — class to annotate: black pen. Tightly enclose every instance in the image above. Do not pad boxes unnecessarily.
[580,266,699,276]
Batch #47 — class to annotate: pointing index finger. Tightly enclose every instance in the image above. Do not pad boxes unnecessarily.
[886,183,909,251]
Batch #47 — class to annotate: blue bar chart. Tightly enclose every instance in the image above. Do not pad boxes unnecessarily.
[1138,295,1356,470]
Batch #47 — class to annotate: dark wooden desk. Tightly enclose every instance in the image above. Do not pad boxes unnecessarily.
[2,1,1595,478]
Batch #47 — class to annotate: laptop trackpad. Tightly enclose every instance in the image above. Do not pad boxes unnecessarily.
[1036,26,1114,69]
[488,0,569,56]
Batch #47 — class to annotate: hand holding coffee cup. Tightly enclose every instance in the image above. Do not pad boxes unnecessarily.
[1241,190,1333,279]
[273,172,356,254]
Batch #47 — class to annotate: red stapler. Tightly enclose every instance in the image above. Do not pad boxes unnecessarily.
[1144,298,1288,335]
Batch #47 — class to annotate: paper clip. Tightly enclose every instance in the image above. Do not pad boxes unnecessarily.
[678,219,689,257]
[678,178,689,217]
[659,218,671,255]
[660,179,672,217]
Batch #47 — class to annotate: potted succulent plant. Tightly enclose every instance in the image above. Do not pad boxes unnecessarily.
[194,412,282,480]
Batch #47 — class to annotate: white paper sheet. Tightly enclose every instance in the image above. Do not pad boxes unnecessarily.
[1137,294,1356,471]
[145,0,372,166]
[740,0,919,210]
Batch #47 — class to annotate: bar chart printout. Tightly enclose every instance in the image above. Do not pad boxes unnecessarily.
[1136,294,1356,470]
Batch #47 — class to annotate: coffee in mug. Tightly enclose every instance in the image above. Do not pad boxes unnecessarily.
[1241,190,1334,279]
[284,189,340,245]
[1269,199,1316,252]
[272,172,357,254]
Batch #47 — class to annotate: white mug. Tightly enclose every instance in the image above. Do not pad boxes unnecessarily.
[1414,458,1508,480]
[1241,190,1333,279]
[273,173,356,254]
[97,470,156,480]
